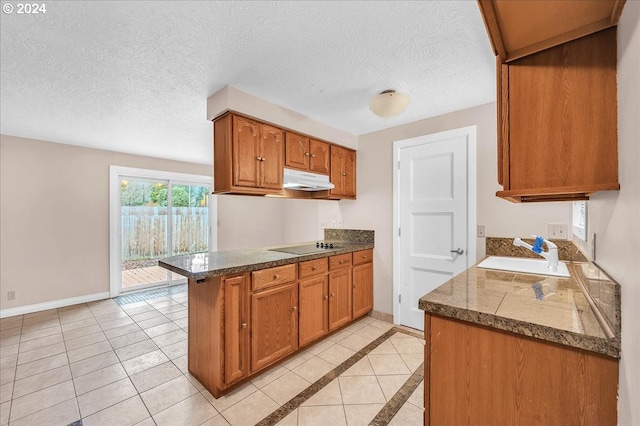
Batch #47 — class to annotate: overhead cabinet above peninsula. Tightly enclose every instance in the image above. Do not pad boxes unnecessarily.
[212,112,356,199]
[478,1,624,202]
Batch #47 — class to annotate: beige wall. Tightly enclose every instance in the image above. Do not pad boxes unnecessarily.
[0,135,211,311]
[346,102,572,315]
[585,3,639,424]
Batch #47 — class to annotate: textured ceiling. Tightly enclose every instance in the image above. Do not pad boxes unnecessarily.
[0,1,495,165]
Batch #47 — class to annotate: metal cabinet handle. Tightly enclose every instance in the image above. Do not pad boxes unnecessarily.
[339,260,345,264]
[330,292,335,297]
[241,322,247,328]
[292,306,297,312]
[274,274,279,279]
[342,172,347,176]
[323,295,328,300]
[305,152,310,156]
[311,154,316,158]
[450,248,464,255]
[311,266,316,270]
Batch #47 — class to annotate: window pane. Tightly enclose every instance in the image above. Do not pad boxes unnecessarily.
[172,184,209,256]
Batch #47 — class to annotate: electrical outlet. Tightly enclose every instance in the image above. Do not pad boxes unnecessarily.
[337,220,343,229]
[548,224,568,240]
[477,225,486,238]
[7,291,15,301]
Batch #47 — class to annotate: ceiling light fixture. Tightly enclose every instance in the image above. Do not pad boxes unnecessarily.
[369,89,410,118]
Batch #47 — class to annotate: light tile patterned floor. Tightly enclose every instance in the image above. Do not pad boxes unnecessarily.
[0,290,424,426]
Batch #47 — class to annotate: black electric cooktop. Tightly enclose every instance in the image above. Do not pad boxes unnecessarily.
[269,242,341,255]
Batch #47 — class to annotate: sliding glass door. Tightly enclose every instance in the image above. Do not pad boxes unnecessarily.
[111,167,213,295]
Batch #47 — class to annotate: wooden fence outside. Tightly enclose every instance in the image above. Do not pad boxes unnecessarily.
[121,206,209,260]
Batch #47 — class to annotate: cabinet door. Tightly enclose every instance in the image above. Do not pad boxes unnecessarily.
[285,132,310,171]
[352,262,373,319]
[299,275,329,347]
[343,148,356,197]
[309,139,330,175]
[329,268,352,331]
[232,115,260,188]
[251,283,298,372]
[259,123,284,190]
[223,275,249,385]
[330,145,356,198]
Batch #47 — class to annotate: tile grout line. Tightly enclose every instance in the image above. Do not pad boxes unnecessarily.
[369,361,425,426]
[256,326,419,426]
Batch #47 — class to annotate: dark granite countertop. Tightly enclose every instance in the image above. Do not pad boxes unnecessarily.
[419,261,621,358]
[158,229,374,280]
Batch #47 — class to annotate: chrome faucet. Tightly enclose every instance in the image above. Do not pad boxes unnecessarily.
[513,236,560,273]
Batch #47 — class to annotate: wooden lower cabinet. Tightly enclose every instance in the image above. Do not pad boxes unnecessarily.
[251,282,298,373]
[298,275,329,347]
[424,313,619,425]
[223,275,250,385]
[328,268,352,330]
[187,273,249,397]
[352,262,373,319]
[188,252,374,398]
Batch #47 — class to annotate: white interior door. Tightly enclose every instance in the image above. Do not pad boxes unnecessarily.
[394,127,476,330]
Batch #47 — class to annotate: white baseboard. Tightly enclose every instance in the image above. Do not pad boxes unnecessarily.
[0,292,111,319]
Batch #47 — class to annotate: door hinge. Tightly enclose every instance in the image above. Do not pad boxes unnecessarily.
[397,161,401,170]
[398,228,401,237]
[399,294,402,303]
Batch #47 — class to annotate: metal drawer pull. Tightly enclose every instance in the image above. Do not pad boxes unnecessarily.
[274,274,279,279]
[311,266,316,270]
[330,292,335,297]
[339,260,345,264]
[323,295,329,300]
[241,322,247,328]
[292,306,297,312]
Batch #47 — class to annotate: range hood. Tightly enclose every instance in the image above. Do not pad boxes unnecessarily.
[283,168,334,191]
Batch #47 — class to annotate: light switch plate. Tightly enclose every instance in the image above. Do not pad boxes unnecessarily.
[477,225,486,238]
[548,224,568,240]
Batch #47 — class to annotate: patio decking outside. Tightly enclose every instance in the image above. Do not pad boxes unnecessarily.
[121,265,185,289]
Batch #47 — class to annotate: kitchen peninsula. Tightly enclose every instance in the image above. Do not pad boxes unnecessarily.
[159,229,374,397]
[419,258,621,425]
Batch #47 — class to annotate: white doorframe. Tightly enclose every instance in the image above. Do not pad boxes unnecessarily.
[109,166,215,298]
[392,126,477,324]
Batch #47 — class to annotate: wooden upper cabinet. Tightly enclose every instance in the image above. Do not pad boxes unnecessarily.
[309,139,330,174]
[213,113,284,195]
[496,27,620,202]
[285,131,310,171]
[285,132,330,175]
[330,145,356,199]
[477,0,626,62]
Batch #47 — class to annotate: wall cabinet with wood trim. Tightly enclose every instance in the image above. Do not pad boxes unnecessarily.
[213,112,356,199]
[424,313,619,425]
[330,145,356,199]
[352,249,373,319]
[213,113,284,195]
[285,131,330,175]
[188,251,373,398]
[494,27,620,202]
[477,0,625,62]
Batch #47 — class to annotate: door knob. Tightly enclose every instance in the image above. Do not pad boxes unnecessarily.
[450,248,464,255]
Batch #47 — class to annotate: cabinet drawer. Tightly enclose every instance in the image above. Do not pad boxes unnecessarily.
[352,249,373,266]
[299,258,328,279]
[252,264,296,292]
[329,253,352,270]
